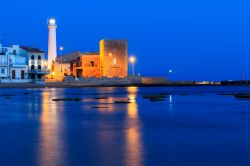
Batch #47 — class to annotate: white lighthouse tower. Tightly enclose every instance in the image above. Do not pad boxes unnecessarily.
[48,18,57,70]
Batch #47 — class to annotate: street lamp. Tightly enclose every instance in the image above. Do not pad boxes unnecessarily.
[59,46,64,79]
[129,56,136,76]
[59,46,64,55]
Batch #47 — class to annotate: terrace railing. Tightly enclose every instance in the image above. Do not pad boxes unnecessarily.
[28,69,50,74]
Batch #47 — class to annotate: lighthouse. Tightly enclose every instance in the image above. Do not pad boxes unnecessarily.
[48,18,57,70]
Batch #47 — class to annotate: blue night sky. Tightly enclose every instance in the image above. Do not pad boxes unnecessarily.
[0,0,250,81]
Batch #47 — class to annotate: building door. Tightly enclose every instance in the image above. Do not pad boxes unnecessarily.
[12,70,16,79]
[31,74,35,79]
[21,70,25,79]
[90,61,95,67]
[76,69,82,77]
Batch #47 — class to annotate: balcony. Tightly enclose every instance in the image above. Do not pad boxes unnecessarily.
[37,61,42,65]
[28,69,50,74]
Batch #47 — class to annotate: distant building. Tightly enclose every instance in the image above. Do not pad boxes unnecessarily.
[52,40,128,79]
[0,44,49,83]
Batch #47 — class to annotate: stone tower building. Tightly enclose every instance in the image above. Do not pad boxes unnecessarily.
[100,40,128,78]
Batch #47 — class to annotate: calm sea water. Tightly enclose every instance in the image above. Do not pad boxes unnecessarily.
[0,86,250,166]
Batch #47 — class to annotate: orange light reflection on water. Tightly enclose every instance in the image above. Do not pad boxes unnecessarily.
[125,87,144,166]
[38,89,66,166]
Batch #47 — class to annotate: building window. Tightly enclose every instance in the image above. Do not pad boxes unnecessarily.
[31,55,35,60]
[90,61,94,67]
[1,68,4,74]
[13,50,16,55]
[38,65,41,70]
[12,70,16,79]
[31,65,35,70]
[21,70,25,79]
[38,55,41,60]
[113,58,117,65]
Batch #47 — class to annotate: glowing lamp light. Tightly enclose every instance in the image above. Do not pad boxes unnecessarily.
[59,46,64,51]
[49,18,56,25]
[129,56,135,63]
[129,56,136,76]
[169,69,173,73]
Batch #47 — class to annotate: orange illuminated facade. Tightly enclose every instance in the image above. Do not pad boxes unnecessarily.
[100,40,128,78]
[51,40,128,79]
[70,40,128,78]
[51,62,71,80]
[71,52,100,78]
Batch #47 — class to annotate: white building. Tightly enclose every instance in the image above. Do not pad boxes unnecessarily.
[0,44,49,83]
[20,46,50,83]
[0,44,29,83]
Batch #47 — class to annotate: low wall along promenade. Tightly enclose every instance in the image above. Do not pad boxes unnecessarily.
[0,76,169,88]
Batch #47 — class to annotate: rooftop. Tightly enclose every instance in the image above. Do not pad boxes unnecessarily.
[20,46,45,53]
[57,51,100,63]
[56,51,82,63]
[82,52,99,56]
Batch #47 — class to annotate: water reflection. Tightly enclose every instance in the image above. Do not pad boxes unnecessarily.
[125,87,144,166]
[81,87,116,113]
[38,89,67,166]
[169,95,174,112]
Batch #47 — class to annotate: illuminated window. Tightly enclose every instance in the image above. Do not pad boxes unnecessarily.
[113,59,117,65]
[90,61,94,67]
